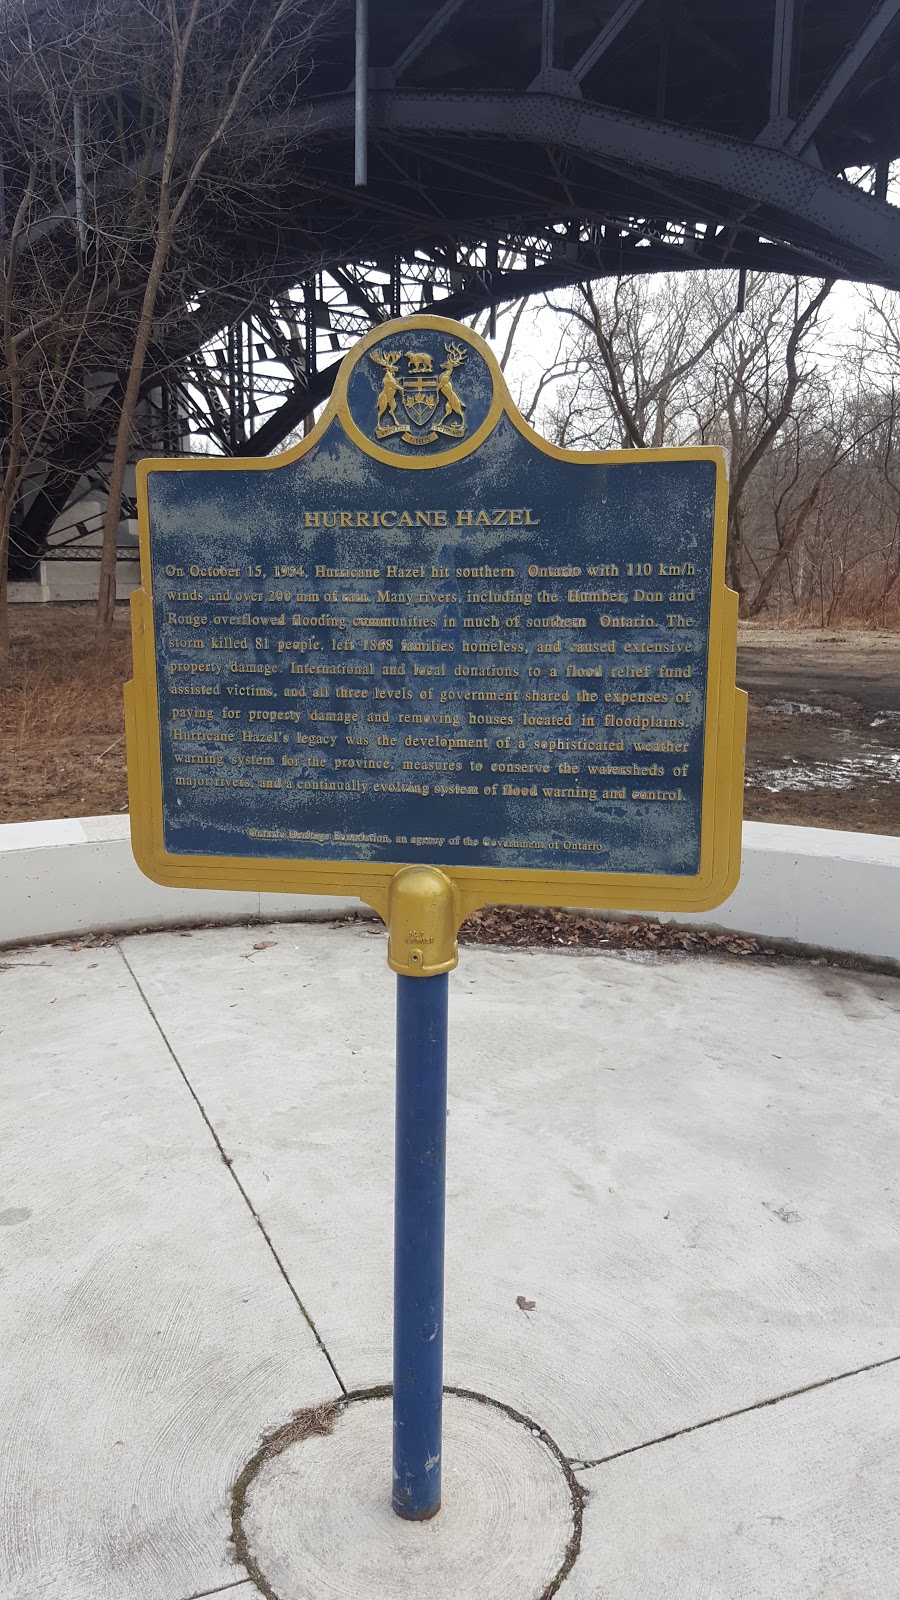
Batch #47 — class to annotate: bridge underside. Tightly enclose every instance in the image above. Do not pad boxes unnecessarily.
[11,0,900,568]
[178,0,900,454]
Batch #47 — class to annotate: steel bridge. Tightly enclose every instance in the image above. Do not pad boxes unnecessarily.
[11,0,900,566]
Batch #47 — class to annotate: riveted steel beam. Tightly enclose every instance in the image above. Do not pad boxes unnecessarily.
[572,0,649,84]
[786,0,900,155]
[541,0,557,73]
[294,89,900,283]
[355,0,368,186]
[390,0,469,81]
[756,0,798,148]
[770,0,797,120]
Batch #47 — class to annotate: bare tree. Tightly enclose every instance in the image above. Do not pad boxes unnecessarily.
[94,0,332,644]
[536,273,740,451]
[739,382,886,620]
[691,277,833,604]
[0,0,334,661]
[536,271,834,613]
[0,2,147,667]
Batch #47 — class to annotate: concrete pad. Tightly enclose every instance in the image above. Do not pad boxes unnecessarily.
[5,923,900,1596]
[238,1391,577,1600]
[0,943,340,1600]
[120,923,900,1462]
[570,1361,900,1599]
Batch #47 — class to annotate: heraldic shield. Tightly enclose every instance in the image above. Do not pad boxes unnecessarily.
[370,340,469,445]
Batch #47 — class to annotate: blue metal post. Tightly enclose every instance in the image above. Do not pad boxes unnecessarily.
[392,971,448,1519]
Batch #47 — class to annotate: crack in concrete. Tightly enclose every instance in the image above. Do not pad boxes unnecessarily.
[116,942,347,1397]
[572,1350,900,1472]
[181,1580,254,1599]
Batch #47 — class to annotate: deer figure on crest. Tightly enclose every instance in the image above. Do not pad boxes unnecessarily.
[370,347,403,432]
[437,341,467,429]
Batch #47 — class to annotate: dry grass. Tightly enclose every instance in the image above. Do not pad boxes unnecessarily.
[757,580,900,631]
[7,663,115,743]
[0,604,132,822]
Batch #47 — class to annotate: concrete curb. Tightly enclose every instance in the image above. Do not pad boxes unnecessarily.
[0,814,897,960]
[647,821,899,963]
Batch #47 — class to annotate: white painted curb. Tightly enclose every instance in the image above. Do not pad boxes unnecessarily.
[648,821,898,962]
[0,814,897,962]
[0,815,358,945]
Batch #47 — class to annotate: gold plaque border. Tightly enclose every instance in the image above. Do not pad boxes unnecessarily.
[127,315,747,928]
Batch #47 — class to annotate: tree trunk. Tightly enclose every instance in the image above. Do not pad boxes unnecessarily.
[95,237,171,644]
[0,498,12,672]
[1,171,34,673]
[0,422,23,675]
[726,501,746,612]
[745,481,824,619]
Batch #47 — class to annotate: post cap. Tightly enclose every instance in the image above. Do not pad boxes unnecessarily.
[387,865,459,976]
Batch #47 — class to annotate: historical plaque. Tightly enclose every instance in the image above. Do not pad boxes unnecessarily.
[126,315,746,921]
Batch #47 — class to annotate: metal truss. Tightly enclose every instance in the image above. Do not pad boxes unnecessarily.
[173,200,872,461]
[167,0,900,460]
[8,0,900,564]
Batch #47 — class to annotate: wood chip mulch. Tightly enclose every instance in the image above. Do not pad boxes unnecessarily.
[458,905,760,957]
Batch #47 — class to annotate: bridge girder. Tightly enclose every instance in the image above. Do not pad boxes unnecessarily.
[9,0,900,564]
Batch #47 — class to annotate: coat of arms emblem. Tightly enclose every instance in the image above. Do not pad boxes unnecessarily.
[369,341,468,446]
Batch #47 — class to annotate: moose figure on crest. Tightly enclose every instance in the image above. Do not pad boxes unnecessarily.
[370,348,403,434]
[436,342,467,431]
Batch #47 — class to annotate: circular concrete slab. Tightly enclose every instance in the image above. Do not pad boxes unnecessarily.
[236,1389,581,1600]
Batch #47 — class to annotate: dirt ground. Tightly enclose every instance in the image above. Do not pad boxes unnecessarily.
[0,605,133,823]
[1,605,898,834]
[738,626,899,835]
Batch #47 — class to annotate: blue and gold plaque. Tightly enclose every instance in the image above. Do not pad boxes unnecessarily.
[125,315,746,924]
